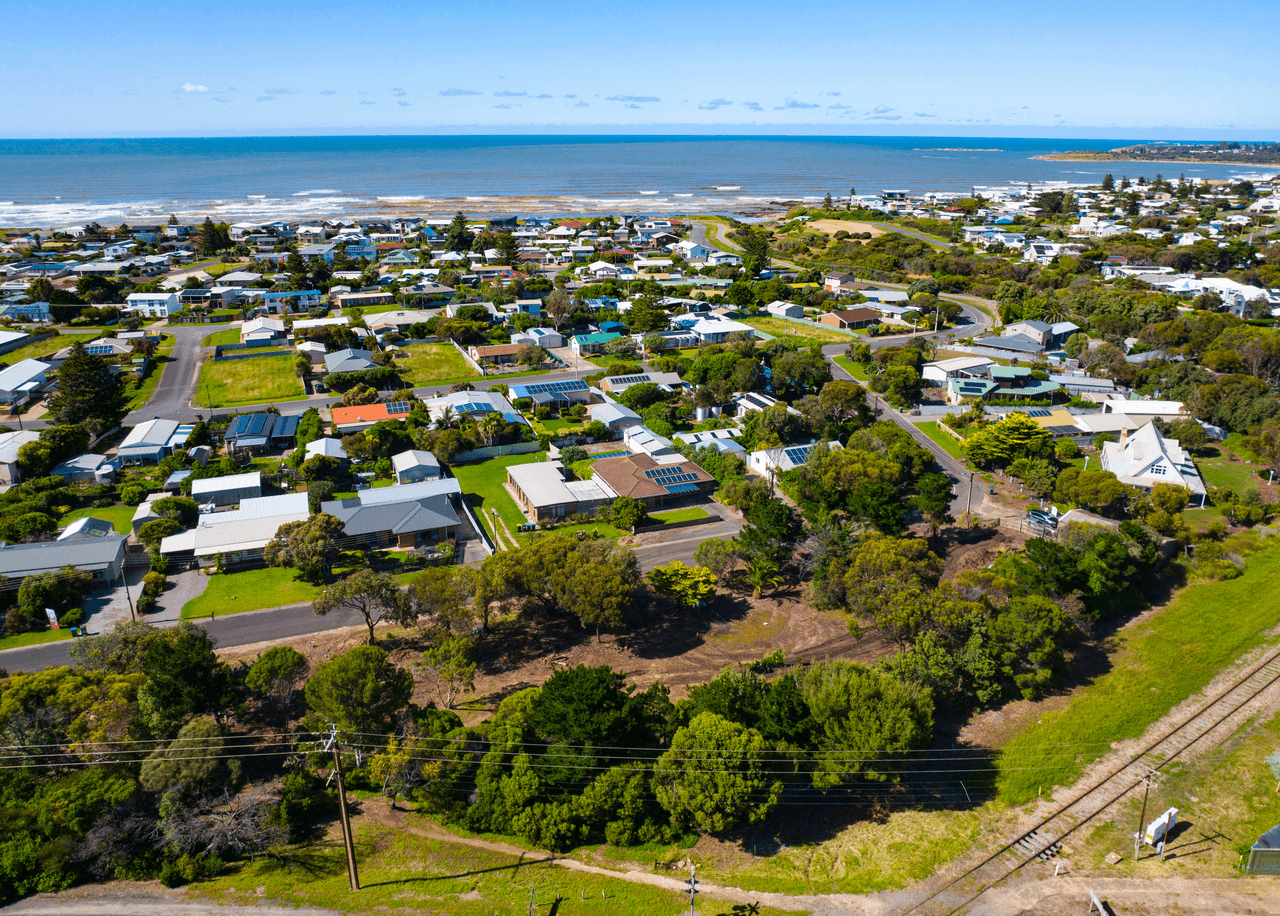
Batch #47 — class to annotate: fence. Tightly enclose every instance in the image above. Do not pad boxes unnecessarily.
[451,441,543,463]
[449,338,486,375]
[214,343,294,362]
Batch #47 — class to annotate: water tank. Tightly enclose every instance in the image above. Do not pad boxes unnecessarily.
[94,465,116,485]
[695,406,710,421]
[711,405,723,416]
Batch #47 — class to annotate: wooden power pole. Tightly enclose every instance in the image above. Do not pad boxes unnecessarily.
[326,726,361,891]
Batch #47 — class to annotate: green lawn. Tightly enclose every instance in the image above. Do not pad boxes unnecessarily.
[182,567,322,618]
[832,355,869,381]
[58,505,135,535]
[744,316,853,345]
[204,261,252,279]
[1196,446,1266,494]
[649,506,709,524]
[450,453,545,546]
[395,342,478,386]
[201,327,241,347]
[0,333,70,364]
[197,354,304,407]
[0,628,73,652]
[997,538,1280,805]
[916,421,966,461]
[124,352,173,410]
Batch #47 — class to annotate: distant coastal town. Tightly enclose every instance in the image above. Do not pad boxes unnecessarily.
[1040,140,1280,165]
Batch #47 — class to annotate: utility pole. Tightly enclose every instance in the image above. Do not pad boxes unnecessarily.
[1133,766,1160,861]
[687,865,699,916]
[326,726,361,891]
[119,566,136,622]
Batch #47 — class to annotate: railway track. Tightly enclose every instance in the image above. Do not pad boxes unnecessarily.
[897,640,1280,916]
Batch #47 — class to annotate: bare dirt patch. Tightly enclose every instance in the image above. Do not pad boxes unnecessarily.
[807,219,888,237]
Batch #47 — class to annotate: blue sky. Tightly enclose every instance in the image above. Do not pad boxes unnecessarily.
[5,0,1279,137]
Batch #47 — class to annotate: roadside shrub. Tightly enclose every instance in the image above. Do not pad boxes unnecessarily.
[59,607,86,628]
[142,572,167,599]
[120,484,149,506]
[136,594,158,615]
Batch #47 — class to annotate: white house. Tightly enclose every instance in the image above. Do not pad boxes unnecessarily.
[124,291,183,318]
[1100,422,1205,496]
[749,441,842,477]
[670,312,755,344]
[764,300,804,320]
[707,250,743,267]
[673,240,710,260]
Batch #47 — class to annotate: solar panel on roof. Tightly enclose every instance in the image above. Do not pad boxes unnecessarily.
[1026,409,1051,417]
[784,446,813,465]
[609,375,650,385]
[664,482,701,494]
[518,379,589,396]
[385,401,412,415]
[644,466,684,478]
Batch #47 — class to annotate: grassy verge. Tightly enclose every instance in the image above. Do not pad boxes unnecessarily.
[197,354,304,407]
[1195,444,1265,494]
[182,567,321,618]
[997,535,1280,804]
[204,261,251,279]
[0,333,71,364]
[832,355,869,381]
[58,506,135,535]
[193,816,803,916]
[917,421,966,461]
[395,342,479,385]
[124,352,172,411]
[200,328,241,347]
[0,628,73,651]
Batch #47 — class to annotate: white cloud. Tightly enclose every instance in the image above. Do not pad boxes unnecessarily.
[265,87,297,95]
[828,103,852,110]
[564,94,577,99]
[256,96,274,102]
[181,82,208,93]
[392,88,407,97]
[822,91,842,97]
[439,87,482,96]
[606,95,660,103]
[319,89,337,96]
[359,100,375,105]
[535,93,554,99]
[494,90,527,97]
[574,100,589,108]
[397,101,412,107]
[872,104,894,113]
[775,98,820,110]
[742,101,763,112]
[699,98,733,110]
[914,112,937,118]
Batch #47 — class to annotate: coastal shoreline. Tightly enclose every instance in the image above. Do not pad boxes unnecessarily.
[1034,152,1280,168]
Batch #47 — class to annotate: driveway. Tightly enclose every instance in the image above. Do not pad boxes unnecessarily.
[150,567,210,624]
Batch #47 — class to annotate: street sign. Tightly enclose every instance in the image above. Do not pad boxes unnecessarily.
[45,608,59,629]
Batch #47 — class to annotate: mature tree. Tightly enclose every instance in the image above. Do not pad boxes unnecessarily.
[444,211,473,252]
[686,533,740,587]
[964,413,1053,468]
[848,481,907,535]
[743,555,784,600]
[45,343,127,430]
[410,566,477,634]
[135,621,229,738]
[652,712,781,834]
[911,473,955,533]
[648,561,718,607]
[986,595,1071,699]
[797,660,934,788]
[140,716,242,797]
[609,495,648,533]
[313,569,415,645]
[739,227,771,278]
[551,549,635,640]
[737,498,801,563]
[138,517,184,550]
[415,636,477,709]
[304,645,413,735]
[245,645,308,723]
[544,288,573,329]
[152,496,199,529]
[527,664,652,748]
[840,534,944,638]
[495,230,520,265]
[264,513,346,583]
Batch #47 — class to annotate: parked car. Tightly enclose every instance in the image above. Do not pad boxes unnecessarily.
[1027,509,1058,528]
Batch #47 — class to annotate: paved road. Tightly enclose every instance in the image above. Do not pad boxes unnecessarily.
[0,601,375,673]
[123,325,211,425]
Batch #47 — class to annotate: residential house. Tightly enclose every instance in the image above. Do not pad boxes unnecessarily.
[0,535,127,583]
[299,243,338,265]
[422,390,524,426]
[1101,422,1206,495]
[0,359,51,406]
[321,479,462,549]
[333,290,394,310]
[124,291,183,319]
[764,301,804,320]
[590,452,716,512]
[391,449,441,484]
[295,340,327,364]
[260,289,322,313]
[922,356,994,386]
[117,418,194,464]
[0,429,42,484]
[590,402,643,432]
[305,437,348,461]
[571,331,621,355]
[673,240,710,260]
[598,371,685,396]
[323,348,376,374]
[819,307,880,330]
[330,401,414,434]
[191,471,262,508]
[707,250,743,267]
[363,309,436,334]
[51,453,115,484]
[749,440,842,477]
[670,312,754,344]
[1003,320,1052,346]
[508,461,614,522]
[159,493,310,569]
[972,334,1045,358]
[510,328,564,350]
[675,428,746,453]
[241,317,286,344]
[469,343,523,366]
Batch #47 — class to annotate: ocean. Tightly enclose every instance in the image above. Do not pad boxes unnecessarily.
[0,135,1272,227]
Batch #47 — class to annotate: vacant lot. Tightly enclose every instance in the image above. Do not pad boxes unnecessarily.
[200,327,240,347]
[395,342,478,386]
[183,567,321,618]
[808,218,888,237]
[744,316,853,343]
[58,506,134,535]
[197,354,303,406]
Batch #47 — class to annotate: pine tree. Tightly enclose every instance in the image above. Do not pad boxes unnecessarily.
[45,342,127,430]
[444,211,473,252]
[197,217,220,256]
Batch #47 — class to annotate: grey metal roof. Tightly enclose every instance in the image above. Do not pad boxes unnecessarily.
[323,494,459,537]
[0,359,49,393]
[191,471,262,495]
[0,535,125,576]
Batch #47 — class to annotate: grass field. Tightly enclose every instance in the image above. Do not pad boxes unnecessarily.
[744,316,854,344]
[996,536,1280,805]
[1195,444,1265,494]
[0,628,73,652]
[197,354,304,407]
[58,505,135,535]
[182,567,322,618]
[450,453,545,546]
[193,817,804,916]
[125,351,173,410]
[832,355,869,381]
[0,333,70,364]
[203,261,252,279]
[200,327,241,347]
[396,342,478,386]
[917,421,966,460]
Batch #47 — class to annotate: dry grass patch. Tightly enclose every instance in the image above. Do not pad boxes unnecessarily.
[808,219,888,237]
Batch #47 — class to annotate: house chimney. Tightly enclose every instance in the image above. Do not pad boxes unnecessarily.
[1119,426,1129,445]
